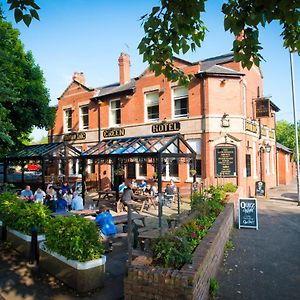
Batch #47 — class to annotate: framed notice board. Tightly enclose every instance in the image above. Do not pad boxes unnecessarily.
[215,146,237,177]
[238,198,258,230]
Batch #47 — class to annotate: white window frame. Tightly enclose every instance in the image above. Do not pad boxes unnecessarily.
[172,86,189,118]
[79,105,89,130]
[64,108,72,133]
[110,99,121,127]
[136,162,147,180]
[144,91,159,122]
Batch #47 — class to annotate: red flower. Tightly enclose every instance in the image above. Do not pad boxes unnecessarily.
[198,224,205,230]
[191,232,198,239]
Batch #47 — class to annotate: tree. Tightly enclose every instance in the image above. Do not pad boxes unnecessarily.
[0,9,55,155]
[276,120,300,158]
[5,0,300,83]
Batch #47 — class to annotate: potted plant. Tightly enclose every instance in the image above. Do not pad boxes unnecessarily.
[0,193,50,258]
[39,216,106,292]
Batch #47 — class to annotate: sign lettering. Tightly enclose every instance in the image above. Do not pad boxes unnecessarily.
[238,198,258,230]
[215,146,237,177]
[103,128,125,138]
[245,120,258,133]
[63,132,86,141]
[152,121,181,133]
[256,99,270,118]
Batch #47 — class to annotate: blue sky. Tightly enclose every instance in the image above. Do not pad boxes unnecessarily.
[2,0,299,141]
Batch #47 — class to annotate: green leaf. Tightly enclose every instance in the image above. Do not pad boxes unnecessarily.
[14,8,23,23]
[23,14,32,27]
[30,9,40,21]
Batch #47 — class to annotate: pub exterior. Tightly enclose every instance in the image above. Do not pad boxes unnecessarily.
[49,52,293,197]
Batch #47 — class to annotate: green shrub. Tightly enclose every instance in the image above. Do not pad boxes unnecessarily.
[45,216,104,262]
[209,277,219,298]
[222,183,238,193]
[0,192,50,235]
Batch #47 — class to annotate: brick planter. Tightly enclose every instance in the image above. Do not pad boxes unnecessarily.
[39,241,106,293]
[124,203,234,300]
[7,228,45,259]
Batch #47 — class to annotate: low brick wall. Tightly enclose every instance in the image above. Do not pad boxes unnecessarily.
[124,203,234,300]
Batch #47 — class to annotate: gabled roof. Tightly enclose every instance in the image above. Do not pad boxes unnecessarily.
[196,64,244,78]
[199,53,235,71]
[58,80,94,100]
[276,142,292,154]
[92,79,136,100]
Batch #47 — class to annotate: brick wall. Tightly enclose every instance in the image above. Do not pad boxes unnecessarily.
[124,203,234,300]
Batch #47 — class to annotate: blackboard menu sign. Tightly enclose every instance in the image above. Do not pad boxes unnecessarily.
[255,181,265,196]
[215,146,237,177]
[238,198,258,230]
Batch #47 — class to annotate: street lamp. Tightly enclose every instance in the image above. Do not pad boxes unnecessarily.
[289,50,300,206]
[259,142,271,181]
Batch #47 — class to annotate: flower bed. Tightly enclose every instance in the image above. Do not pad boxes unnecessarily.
[124,185,235,300]
[39,216,105,292]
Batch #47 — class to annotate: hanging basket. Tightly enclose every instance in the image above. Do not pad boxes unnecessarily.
[190,169,197,176]
[114,168,125,176]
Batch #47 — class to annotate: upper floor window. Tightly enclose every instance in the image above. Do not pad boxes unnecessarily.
[145,92,159,121]
[64,109,72,132]
[80,105,89,130]
[110,99,121,126]
[173,86,188,117]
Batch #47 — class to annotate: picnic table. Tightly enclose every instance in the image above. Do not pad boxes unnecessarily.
[93,190,117,207]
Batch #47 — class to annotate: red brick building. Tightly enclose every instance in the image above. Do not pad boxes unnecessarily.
[50,52,293,196]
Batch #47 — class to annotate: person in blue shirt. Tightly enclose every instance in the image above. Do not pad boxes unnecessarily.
[20,185,34,202]
[138,180,147,191]
[95,207,117,252]
[56,192,68,212]
[118,182,126,193]
[61,181,72,196]
[71,192,84,211]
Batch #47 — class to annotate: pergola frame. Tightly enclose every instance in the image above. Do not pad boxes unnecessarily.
[81,133,197,199]
[2,142,81,189]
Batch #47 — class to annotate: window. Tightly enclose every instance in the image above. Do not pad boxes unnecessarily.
[127,162,136,179]
[110,100,121,126]
[189,159,202,177]
[80,105,89,130]
[246,154,251,177]
[169,160,178,177]
[173,86,188,117]
[145,92,159,120]
[64,109,72,132]
[139,161,147,177]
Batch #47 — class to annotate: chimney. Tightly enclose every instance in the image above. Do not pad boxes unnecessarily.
[72,72,85,85]
[118,53,131,85]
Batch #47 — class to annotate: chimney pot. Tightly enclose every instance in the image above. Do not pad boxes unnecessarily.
[118,53,131,85]
[72,72,85,85]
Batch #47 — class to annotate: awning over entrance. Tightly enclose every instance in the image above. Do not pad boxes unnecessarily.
[81,133,196,159]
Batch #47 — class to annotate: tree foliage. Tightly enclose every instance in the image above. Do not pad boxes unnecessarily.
[0,10,55,155]
[276,120,300,157]
[5,0,300,83]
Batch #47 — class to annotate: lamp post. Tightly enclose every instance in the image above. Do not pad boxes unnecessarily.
[289,50,300,206]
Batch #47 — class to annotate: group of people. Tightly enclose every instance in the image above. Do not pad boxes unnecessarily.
[117,179,177,212]
[20,181,84,212]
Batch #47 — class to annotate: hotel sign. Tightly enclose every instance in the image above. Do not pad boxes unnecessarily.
[256,99,271,118]
[152,121,181,133]
[103,128,125,138]
[245,120,257,133]
[63,132,86,141]
[215,146,237,177]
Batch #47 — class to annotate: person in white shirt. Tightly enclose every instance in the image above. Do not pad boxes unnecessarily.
[71,192,84,211]
[34,187,46,204]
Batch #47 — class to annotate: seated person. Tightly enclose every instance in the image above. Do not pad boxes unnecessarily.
[118,181,127,193]
[138,180,147,191]
[95,207,117,252]
[164,181,177,206]
[56,192,68,212]
[20,185,34,202]
[131,179,138,189]
[61,181,72,196]
[118,183,135,212]
[44,194,56,212]
[144,184,152,195]
[63,188,73,211]
[46,186,57,201]
[71,192,84,211]
[34,187,46,204]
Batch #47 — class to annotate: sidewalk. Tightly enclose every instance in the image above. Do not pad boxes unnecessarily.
[216,180,300,299]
